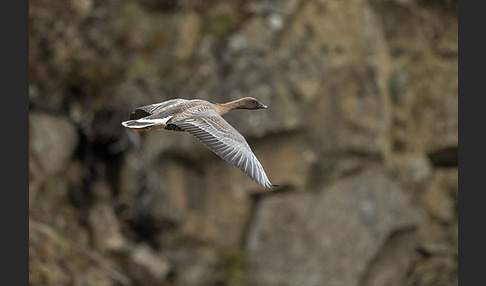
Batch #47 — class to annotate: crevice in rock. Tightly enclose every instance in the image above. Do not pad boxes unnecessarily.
[427,147,458,168]
[137,0,180,12]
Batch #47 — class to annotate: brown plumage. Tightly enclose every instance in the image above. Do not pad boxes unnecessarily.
[121,97,276,189]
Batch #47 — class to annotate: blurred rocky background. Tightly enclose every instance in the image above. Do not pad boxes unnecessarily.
[29,0,457,285]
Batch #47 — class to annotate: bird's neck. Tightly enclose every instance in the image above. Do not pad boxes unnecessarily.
[214,99,245,115]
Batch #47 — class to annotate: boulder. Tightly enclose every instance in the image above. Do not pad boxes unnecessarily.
[88,201,126,251]
[244,168,420,286]
[29,112,79,177]
[131,244,171,281]
[421,169,457,223]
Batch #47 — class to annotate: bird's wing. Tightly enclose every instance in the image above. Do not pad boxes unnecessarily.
[129,99,187,120]
[172,111,274,189]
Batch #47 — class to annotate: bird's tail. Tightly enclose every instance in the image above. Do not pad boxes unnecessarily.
[121,119,165,132]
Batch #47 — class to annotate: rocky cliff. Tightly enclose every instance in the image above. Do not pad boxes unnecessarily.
[29,0,457,285]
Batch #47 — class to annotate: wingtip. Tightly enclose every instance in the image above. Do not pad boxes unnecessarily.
[269,184,279,190]
[262,183,279,190]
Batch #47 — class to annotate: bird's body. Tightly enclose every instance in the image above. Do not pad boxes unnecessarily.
[121,97,276,189]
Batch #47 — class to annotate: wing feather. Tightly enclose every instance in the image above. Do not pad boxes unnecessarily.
[173,111,274,189]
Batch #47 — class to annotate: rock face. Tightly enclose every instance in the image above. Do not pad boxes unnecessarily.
[29,220,125,286]
[29,0,457,285]
[244,168,420,286]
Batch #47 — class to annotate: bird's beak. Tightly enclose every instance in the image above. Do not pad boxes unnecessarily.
[258,102,268,109]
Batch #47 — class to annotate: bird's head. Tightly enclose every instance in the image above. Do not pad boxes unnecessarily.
[238,97,268,110]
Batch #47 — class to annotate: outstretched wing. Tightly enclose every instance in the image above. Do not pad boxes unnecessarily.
[172,111,274,189]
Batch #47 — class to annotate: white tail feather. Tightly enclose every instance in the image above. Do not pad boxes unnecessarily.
[121,116,171,129]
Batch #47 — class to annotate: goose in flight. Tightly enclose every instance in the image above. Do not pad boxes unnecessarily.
[121,97,276,189]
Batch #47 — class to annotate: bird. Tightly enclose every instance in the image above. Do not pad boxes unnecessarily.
[121,97,276,189]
